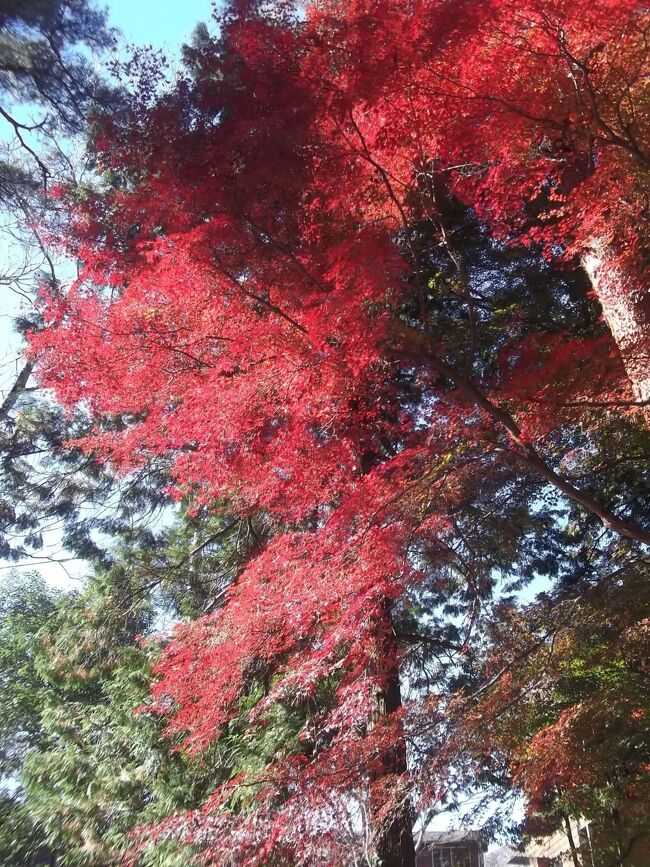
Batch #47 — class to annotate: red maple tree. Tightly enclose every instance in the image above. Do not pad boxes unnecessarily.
[28,1,649,863]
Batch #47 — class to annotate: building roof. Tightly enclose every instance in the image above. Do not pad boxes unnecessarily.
[484,848,531,867]
[420,830,488,851]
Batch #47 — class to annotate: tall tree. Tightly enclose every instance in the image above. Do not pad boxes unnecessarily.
[25,0,649,864]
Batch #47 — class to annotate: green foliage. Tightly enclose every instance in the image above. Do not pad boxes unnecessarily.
[23,613,208,865]
[0,572,65,864]
[0,793,43,867]
[0,0,117,192]
[0,507,273,865]
[0,571,62,780]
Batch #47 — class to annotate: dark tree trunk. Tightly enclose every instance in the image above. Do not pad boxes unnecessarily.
[0,359,34,424]
[372,604,416,867]
[563,815,583,867]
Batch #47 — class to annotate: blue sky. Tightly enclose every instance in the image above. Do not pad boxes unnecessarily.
[104,0,218,54]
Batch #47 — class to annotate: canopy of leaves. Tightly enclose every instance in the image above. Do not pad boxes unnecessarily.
[9,0,650,864]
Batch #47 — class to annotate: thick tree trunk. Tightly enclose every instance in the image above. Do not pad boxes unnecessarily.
[371,606,416,867]
[582,242,650,408]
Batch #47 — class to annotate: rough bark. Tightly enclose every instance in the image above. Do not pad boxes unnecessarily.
[372,605,416,867]
[582,242,650,409]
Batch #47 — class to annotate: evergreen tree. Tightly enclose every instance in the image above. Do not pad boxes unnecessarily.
[0,571,66,865]
[0,506,271,865]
